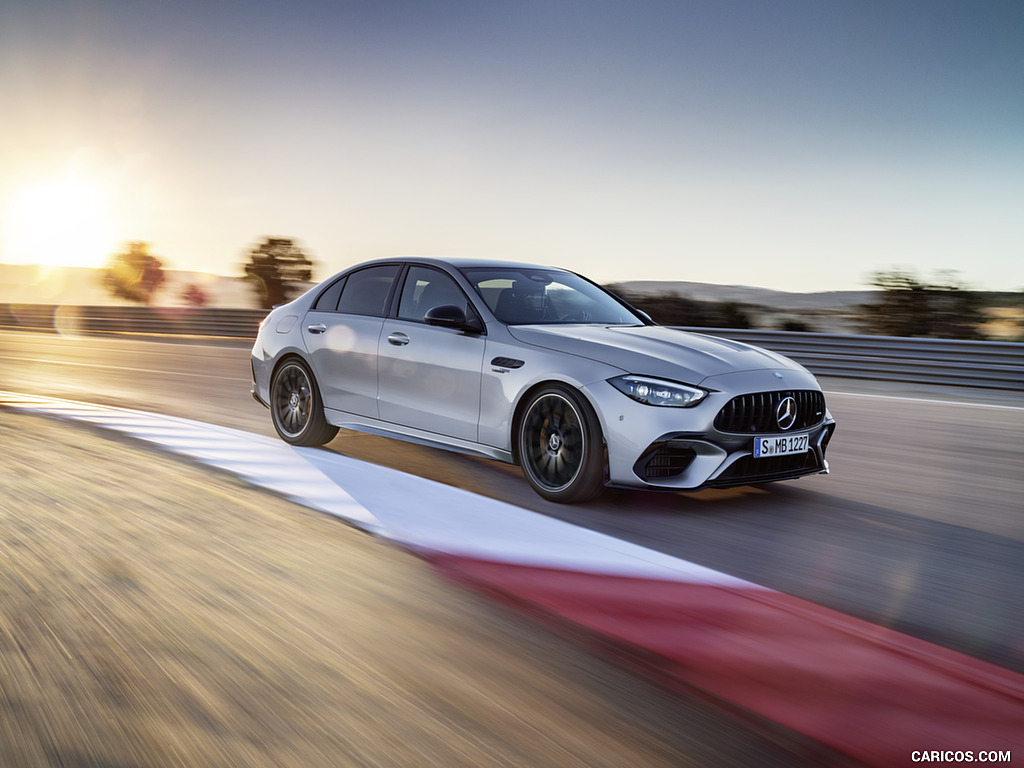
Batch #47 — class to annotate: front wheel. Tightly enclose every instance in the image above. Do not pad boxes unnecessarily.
[517,385,605,503]
[270,359,338,446]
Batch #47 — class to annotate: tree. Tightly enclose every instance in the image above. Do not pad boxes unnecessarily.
[606,286,755,329]
[718,301,754,329]
[101,241,165,304]
[780,318,815,332]
[858,269,986,339]
[243,237,314,309]
[181,284,209,307]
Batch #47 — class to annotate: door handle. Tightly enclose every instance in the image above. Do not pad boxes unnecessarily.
[306,323,327,334]
[387,332,410,346]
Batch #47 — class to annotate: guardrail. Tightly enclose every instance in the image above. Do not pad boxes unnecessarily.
[1,304,1021,390]
[0,304,268,339]
[678,327,1024,390]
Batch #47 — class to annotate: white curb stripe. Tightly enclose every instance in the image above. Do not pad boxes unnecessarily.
[0,391,759,589]
[0,392,382,534]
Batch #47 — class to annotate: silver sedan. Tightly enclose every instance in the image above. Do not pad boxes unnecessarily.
[250,257,835,503]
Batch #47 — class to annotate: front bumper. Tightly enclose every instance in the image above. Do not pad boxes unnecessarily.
[584,374,836,491]
[626,420,835,491]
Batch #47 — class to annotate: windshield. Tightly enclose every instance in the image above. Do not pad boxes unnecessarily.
[461,268,645,326]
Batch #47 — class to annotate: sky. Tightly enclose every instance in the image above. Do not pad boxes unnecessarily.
[1,0,1022,292]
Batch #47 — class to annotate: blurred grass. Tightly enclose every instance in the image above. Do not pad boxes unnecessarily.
[0,409,809,768]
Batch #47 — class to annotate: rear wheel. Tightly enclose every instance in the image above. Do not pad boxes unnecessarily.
[270,359,338,446]
[517,384,605,503]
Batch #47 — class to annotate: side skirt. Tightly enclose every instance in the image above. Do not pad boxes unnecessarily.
[324,408,514,464]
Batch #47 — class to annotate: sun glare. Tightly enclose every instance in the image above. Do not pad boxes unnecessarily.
[3,175,117,268]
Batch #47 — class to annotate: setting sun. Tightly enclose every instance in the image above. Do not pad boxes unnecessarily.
[3,174,117,268]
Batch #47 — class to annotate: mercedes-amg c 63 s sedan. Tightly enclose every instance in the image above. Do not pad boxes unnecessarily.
[251,257,835,503]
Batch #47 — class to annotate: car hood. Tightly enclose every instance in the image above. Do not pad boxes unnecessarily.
[506,325,806,385]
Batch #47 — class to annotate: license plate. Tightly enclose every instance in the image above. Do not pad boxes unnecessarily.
[753,434,809,458]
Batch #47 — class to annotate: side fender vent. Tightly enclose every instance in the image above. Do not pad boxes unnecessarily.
[490,357,525,369]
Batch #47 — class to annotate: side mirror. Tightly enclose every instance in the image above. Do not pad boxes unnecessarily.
[424,304,484,333]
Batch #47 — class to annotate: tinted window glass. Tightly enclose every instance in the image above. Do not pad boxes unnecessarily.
[397,267,470,322]
[312,276,346,311]
[337,265,401,316]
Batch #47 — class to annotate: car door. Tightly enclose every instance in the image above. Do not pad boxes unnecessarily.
[303,264,400,418]
[377,265,485,442]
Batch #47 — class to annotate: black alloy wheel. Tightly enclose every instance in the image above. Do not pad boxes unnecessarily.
[270,359,338,446]
[518,384,605,503]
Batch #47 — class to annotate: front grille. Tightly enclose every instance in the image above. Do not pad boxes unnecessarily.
[634,443,696,481]
[714,390,826,434]
[708,451,823,488]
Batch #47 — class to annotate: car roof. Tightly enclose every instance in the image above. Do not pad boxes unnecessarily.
[334,255,574,274]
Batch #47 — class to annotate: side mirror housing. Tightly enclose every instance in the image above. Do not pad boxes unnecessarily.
[424,304,484,333]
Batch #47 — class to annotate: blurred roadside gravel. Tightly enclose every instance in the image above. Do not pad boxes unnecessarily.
[0,409,833,768]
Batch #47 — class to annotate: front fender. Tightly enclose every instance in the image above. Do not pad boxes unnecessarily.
[477,333,621,452]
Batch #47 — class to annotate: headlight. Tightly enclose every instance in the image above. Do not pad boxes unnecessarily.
[608,375,707,407]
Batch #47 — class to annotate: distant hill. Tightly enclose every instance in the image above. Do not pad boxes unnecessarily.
[606,280,1022,339]
[606,280,875,311]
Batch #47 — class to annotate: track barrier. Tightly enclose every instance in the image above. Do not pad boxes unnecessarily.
[1,303,1021,390]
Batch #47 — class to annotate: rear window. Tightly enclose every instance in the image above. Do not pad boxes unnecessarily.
[312,277,346,311]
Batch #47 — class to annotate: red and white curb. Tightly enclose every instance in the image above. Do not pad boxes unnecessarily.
[3,391,1022,766]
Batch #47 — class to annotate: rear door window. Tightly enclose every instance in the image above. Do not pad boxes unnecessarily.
[336,265,401,316]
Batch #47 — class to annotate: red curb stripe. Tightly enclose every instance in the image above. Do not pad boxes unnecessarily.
[427,554,1024,767]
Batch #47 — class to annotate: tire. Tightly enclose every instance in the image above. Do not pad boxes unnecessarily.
[270,359,339,446]
[517,384,605,503]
